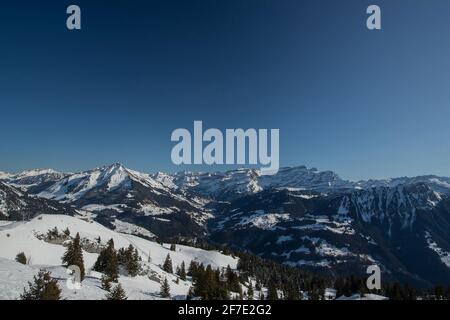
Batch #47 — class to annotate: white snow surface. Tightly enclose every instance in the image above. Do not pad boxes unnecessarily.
[112,219,156,239]
[235,211,291,230]
[336,293,388,300]
[81,204,127,212]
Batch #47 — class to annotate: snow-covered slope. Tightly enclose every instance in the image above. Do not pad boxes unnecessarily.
[340,183,443,230]
[0,182,78,220]
[0,214,238,300]
[336,293,388,300]
[0,182,25,219]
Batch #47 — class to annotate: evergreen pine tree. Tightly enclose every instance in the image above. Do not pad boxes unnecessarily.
[225,265,240,292]
[21,270,61,300]
[267,281,278,300]
[105,283,127,300]
[445,285,450,299]
[434,285,445,300]
[61,232,85,281]
[286,285,302,300]
[130,248,141,276]
[117,245,141,277]
[163,254,173,274]
[177,261,187,280]
[190,264,230,300]
[390,283,403,300]
[63,227,70,238]
[93,239,118,282]
[309,288,321,300]
[16,252,27,265]
[160,277,171,298]
[101,275,112,292]
[188,260,198,276]
[255,280,262,291]
[247,281,254,300]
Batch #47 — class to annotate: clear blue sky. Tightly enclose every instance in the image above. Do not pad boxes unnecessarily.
[1,0,449,180]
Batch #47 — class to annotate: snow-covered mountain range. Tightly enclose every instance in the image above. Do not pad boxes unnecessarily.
[153,166,355,200]
[1,163,450,287]
[2,164,212,241]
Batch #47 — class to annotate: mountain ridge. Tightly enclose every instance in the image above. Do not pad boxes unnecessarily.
[1,163,450,287]
[3,163,450,196]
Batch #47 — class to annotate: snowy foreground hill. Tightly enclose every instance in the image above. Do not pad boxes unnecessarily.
[0,215,237,300]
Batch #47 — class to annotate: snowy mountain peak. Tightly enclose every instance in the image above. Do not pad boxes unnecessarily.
[0,171,12,181]
[96,162,126,172]
[258,166,349,191]
[96,163,130,189]
[37,164,135,203]
[16,168,60,177]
